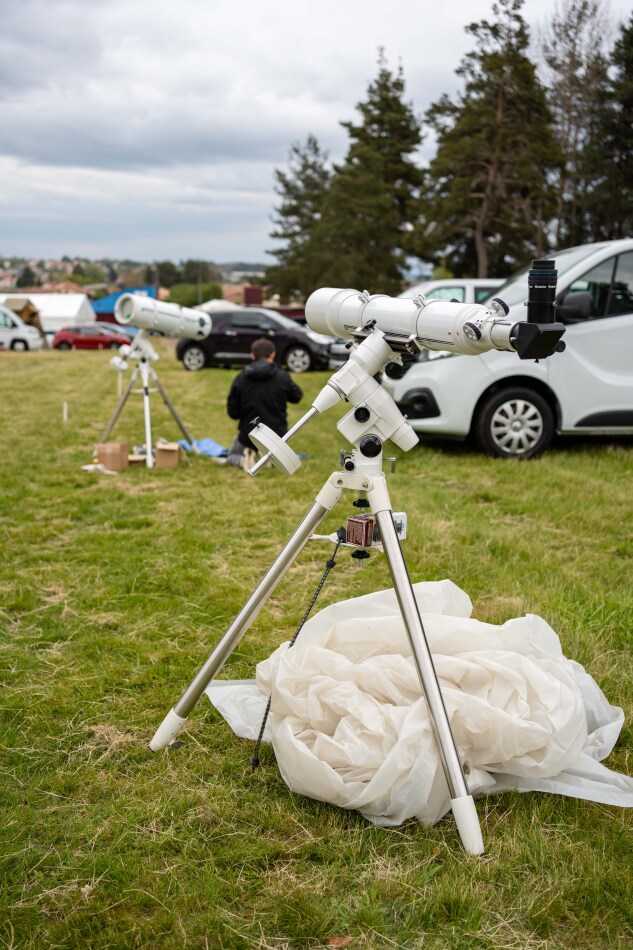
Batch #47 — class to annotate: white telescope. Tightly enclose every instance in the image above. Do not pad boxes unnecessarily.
[305,287,565,361]
[115,294,212,340]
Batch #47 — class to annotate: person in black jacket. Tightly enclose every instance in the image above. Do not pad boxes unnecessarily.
[226,338,303,469]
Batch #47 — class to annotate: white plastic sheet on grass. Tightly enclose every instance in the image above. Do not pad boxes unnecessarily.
[206,580,633,826]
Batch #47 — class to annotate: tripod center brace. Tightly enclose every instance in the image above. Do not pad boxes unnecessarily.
[150,327,484,855]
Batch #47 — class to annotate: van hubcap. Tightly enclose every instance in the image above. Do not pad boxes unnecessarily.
[491,399,543,455]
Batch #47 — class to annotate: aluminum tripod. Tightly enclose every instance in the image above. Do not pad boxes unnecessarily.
[150,326,484,854]
[150,442,484,855]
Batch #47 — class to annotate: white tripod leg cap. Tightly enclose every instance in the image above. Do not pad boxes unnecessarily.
[149,708,187,751]
[451,795,485,855]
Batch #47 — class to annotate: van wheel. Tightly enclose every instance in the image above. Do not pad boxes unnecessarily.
[473,388,554,458]
[11,340,28,351]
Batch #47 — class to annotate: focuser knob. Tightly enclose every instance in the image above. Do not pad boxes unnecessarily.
[491,297,510,316]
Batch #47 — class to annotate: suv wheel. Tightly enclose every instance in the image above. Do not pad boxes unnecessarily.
[473,387,554,459]
[182,344,207,371]
[10,340,28,351]
[284,345,311,373]
[56,341,71,350]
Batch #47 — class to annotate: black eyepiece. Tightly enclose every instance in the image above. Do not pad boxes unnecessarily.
[527,259,558,324]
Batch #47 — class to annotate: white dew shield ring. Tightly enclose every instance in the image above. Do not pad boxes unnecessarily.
[249,423,302,475]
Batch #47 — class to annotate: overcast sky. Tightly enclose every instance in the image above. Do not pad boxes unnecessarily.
[1,0,630,265]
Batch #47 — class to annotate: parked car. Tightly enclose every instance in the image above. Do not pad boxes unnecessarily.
[101,323,138,340]
[52,324,132,350]
[175,307,333,373]
[382,240,633,458]
[398,277,505,304]
[0,304,43,351]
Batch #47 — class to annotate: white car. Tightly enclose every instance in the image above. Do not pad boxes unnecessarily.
[0,304,43,351]
[398,277,505,304]
[383,240,633,458]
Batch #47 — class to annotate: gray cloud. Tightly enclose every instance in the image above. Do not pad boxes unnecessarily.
[1,0,626,261]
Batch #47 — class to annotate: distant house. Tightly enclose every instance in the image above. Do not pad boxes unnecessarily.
[0,292,97,337]
[93,285,157,323]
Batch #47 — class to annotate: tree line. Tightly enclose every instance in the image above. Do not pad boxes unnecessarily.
[266,0,633,297]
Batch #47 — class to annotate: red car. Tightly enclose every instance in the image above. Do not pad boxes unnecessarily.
[52,324,131,350]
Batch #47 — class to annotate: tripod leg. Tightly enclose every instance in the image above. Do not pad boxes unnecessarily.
[150,486,342,751]
[98,366,139,443]
[152,373,197,448]
[374,507,484,855]
[139,359,154,469]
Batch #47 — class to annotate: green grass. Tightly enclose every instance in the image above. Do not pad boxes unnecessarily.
[1,343,632,949]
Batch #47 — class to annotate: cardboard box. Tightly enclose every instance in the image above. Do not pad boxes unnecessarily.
[155,442,180,468]
[95,441,129,471]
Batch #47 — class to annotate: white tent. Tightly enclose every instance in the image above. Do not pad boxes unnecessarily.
[0,293,97,336]
[198,298,242,312]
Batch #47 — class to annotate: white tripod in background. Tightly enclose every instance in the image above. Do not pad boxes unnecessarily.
[99,331,196,469]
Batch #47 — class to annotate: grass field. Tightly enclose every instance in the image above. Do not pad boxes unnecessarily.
[1,343,632,949]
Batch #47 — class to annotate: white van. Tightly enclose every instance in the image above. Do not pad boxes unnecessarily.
[383,240,633,458]
[0,303,43,351]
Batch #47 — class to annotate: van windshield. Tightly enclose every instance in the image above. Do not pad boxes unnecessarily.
[481,244,609,307]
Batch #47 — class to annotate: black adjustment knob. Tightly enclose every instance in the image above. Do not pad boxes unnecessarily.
[351,549,370,563]
[344,459,355,471]
[385,362,405,379]
[359,435,382,458]
[354,406,371,423]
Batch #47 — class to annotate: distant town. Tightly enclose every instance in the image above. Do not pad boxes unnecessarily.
[0,255,301,344]
[0,256,268,301]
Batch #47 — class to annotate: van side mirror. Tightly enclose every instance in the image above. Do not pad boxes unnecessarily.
[557,290,592,323]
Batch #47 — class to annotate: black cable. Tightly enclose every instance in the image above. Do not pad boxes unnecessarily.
[251,528,346,770]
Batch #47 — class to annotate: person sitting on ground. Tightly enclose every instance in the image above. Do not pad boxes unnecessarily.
[226,338,303,470]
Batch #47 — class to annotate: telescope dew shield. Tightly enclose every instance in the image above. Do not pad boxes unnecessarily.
[115,294,212,340]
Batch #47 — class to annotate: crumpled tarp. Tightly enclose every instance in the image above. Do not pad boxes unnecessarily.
[206,580,633,826]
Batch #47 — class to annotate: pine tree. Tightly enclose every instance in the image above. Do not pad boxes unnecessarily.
[307,52,423,295]
[415,0,561,278]
[265,135,331,300]
[537,0,611,247]
[583,14,633,239]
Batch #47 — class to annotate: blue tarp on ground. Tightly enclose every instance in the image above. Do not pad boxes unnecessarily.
[178,438,228,457]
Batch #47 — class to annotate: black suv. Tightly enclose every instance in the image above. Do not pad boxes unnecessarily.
[175,308,332,373]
